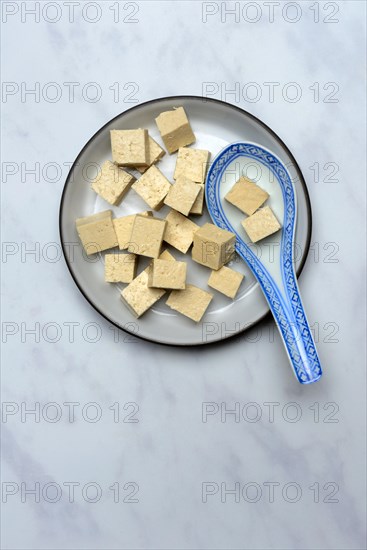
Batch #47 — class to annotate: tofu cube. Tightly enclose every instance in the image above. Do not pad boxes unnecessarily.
[241,206,281,243]
[128,215,166,258]
[155,106,195,154]
[174,147,210,184]
[104,253,137,283]
[120,249,175,317]
[164,209,199,254]
[225,177,269,216]
[113,211,152,250]
[135,136,165,173]
[132,165,171,210]
[121,270,165,318]
[110,129,148,167]
[192,223,236,270]
[163,176,201,216]
[91,161,135,205]
[148,259,187,290]
[76,210,118,255]
[166,284,213,322]
[190,184,205,215]
[208,266,244,299]
[159,249,175,261]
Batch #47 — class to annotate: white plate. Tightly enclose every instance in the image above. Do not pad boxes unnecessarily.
[59,96,311,346]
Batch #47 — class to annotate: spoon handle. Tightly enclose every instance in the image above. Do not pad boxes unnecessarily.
[238,244,322,383]
[270,288,322,384]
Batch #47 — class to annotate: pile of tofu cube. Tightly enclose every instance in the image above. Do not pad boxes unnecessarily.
[75,106,281,322]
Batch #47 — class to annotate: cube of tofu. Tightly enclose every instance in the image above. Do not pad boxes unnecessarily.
[132,165,171,210]
[174,147,210,184]
[164,209,199,254]
[192,223,236,270]
[120,249,175,318]
[225,177,269,216]
[121,270,165,318]
[166,284,213,322]
[128,215,166,258]
[110,129,148,167]
[104,253,137,283]
[163,176,201,216]
[241,206,281,243]
[159,249,175,261]
[113,211,152,250]
[155,106,195,154]
[148,259,187,290]
[76,210,118,255]
[135,136,165,173]
[190,184,205,215]
[208,266,244,299]
[91,161,135,206]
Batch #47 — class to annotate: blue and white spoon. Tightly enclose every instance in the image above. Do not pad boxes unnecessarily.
[205,142,322,384]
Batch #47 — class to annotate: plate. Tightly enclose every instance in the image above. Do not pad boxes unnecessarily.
[59,96,312,346]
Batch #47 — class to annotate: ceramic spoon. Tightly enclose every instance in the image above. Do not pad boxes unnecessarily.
[205,142,322,384]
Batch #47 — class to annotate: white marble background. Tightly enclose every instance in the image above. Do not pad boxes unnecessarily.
[1,1,366,549]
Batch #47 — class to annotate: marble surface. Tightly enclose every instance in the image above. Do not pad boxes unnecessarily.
[1,1,366,549]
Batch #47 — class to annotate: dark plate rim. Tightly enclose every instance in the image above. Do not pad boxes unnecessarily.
[59,95,312,348]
